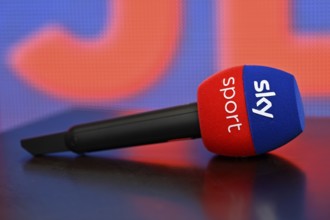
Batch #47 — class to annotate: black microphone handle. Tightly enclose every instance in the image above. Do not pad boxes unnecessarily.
[65,103,201,154]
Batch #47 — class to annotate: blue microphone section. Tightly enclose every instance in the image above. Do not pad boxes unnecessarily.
[242,66,305,154]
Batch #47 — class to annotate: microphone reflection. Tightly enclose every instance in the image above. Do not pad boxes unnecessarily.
[204,155,305,220]
[24,154,305,220]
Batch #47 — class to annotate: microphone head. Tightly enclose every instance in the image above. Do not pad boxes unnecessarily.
[197,65,305,156]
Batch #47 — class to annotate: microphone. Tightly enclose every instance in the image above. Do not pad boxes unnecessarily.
[21,65,305,157]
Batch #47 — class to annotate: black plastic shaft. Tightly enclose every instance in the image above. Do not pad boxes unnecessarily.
[66,103,201,153]
[22,103,201,156]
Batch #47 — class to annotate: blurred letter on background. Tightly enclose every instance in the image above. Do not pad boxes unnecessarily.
[9,0,181,101]
[218,0,330,97]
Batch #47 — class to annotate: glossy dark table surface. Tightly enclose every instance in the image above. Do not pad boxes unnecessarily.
[0,109,329,220]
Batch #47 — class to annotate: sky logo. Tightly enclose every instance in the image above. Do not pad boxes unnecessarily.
[252,80,276,119]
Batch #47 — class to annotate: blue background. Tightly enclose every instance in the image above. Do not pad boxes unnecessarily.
[0,0,329,132]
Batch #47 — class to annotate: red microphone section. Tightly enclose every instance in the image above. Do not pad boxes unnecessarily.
[197,66,255,156]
